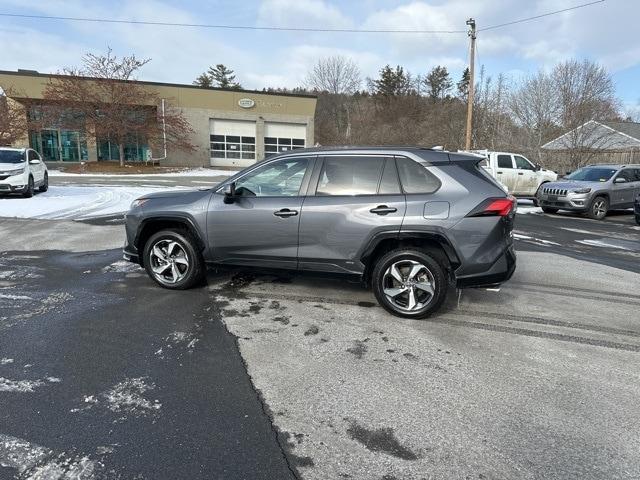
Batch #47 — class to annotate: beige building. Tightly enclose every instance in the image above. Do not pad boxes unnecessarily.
[0,69,317,167]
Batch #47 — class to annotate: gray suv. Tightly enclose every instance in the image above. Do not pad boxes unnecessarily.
[537,164,640,220]
[124,147,517,318]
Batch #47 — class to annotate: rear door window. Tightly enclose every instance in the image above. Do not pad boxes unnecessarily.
[316,156,385,196]
[497,155,514,169]
[395,157,441,194]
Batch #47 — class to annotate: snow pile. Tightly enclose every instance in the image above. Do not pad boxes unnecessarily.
[0,185,181,220]
[48,167,237,177]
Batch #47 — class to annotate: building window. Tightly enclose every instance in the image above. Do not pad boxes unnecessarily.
[210,134,255,160]
[265,137,305,157]
[97,135,149,162]
[29,129,88,162]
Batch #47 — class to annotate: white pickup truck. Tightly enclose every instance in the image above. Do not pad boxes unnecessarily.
[465,150,558,199]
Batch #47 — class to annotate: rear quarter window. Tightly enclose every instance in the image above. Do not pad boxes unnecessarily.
[395,157,441,194]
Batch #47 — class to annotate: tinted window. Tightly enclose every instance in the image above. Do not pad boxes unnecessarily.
[566,167,617,182]
[317,156,384,196]
[615,169,634,182]
[378,158,401,194]
[514,155,535,170]
[396,157,440,194]
[634,169,640,181]
[234,157,309,197]
[497,155,513,169]
[0,150,25,164]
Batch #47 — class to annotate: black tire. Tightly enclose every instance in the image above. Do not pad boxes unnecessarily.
[22,176,34,198]
[143,229,205,290]
[636,215,640,226]
[372,249,448,319]
[588,196,608,220]
[541,207,558,214]
[38,172,49,192]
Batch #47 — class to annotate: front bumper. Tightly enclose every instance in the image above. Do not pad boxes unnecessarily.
[0,174,29,193]
[456,245,516,288]
[537,192,591,211]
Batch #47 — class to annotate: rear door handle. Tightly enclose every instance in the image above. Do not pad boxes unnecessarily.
[497,171,503,174]
[370,205,397,215]
[274,208,298,218]
[518,172,524,176]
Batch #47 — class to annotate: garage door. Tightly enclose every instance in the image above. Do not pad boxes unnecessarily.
[210,119,256,167]
[264,122,306,158]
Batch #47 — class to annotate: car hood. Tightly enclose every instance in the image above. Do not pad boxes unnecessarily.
[543,180,607,190]
[0,162,26,172]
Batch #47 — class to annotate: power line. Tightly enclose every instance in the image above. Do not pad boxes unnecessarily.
[479,0,605,31]
[0,1,605,34]
[0,12,465,34]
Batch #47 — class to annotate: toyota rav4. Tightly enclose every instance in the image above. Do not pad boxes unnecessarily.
[124,147,517,318]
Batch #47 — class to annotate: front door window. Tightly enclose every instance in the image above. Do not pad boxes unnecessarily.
[234,157,309,197]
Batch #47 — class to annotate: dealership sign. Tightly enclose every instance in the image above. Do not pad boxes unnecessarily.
[238,98,255,109]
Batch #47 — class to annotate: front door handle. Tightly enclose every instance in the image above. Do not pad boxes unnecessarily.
[518,172,524,176]
[370,205,397,215]
[274,208,298,218]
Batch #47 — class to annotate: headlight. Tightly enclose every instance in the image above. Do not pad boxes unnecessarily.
[3,168,25,176]
[130,198,148,209]
[571,187,591,194]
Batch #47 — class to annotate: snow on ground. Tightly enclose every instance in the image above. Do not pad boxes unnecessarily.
[0,185,185,220]
[516,199,542,215]
[48,167,238,178]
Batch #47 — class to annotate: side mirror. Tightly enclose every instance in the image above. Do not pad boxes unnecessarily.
[223,182,236,204]
[614,177,626,184]
[29,159,41,165]
[535,164,542,171]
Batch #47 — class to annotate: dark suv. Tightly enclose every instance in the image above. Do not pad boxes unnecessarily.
[124,147,516,318]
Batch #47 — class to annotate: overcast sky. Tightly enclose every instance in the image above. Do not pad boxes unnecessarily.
[0,0,637,116]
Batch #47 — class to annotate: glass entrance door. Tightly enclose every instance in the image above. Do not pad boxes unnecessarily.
[40,130,60,161]
[60,131,81,162]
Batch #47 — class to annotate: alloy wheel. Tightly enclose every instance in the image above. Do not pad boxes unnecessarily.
[149,239,190,285]
[382,260,435,312]
[593,199,606,218]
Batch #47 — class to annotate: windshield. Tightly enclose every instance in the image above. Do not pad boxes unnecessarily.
[0,150,25,164]
[565,167,617,182]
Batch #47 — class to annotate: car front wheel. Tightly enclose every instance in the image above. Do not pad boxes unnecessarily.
[143,229,205,289]
[372,249,448,319]
[22,176,34,198]
[588,196,608,220]
[39,172,49,192]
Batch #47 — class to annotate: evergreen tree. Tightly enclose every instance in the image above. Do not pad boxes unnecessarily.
[370,65,411,96]
[424,65,453,100]
[193,72,212,88]
[457,67,470,99]
[207,64,241,89]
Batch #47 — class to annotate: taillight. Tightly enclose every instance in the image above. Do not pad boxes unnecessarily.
[467,195,516,217]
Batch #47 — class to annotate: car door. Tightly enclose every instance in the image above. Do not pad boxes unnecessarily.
[513,155,538,195]
[495,154,518,194]
[27,150,44,183]
[610,168,636,207]
[298,155,406,274]
[206,155,314,269]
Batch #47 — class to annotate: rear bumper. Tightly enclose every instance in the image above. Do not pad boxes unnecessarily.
[456,245,516,288]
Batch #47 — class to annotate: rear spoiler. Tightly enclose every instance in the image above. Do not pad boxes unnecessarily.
[447,152,487,163]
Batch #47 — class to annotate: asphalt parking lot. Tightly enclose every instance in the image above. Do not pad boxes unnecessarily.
[1,208,639,479]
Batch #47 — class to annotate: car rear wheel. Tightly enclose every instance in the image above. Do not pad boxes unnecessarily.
[541,207,558,214]
[372,249,448,319]
[143,229,205,290]
[588,196,608,220]
[22,176,34,198]
[38,172,49,192]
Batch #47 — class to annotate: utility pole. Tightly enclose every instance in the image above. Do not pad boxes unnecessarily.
[464,17,476,150]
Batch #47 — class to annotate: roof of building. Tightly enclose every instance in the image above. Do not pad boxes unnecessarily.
[0,69,317,99]
[600,121,640,141]
[542,120,640,150]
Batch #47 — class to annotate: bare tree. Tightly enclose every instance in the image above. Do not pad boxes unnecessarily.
[509,69,561,161]
[41,48,195,166]
[305,56,361,95]
[0,88,27,146]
